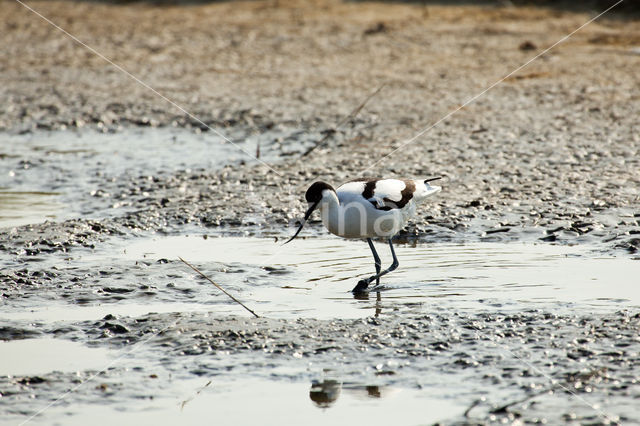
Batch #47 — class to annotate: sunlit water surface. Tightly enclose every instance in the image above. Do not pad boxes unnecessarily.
[93,236,640,317]
[2,237,638,425]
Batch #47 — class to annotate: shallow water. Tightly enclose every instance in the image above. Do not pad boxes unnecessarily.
[0,339,113,377]
[8,378,462,426]
[2,237,639,425]
[0,190,61,228]
[106,236,640,316]
[0,127,306,228]
[2,236,638,325]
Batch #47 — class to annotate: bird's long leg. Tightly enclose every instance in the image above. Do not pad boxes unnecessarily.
[387,238,399,272]
[352,238,399,293]
[367,238,381,286]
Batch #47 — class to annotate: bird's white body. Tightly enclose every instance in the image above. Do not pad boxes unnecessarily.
[316,179,441,239]
[286,177,442,291]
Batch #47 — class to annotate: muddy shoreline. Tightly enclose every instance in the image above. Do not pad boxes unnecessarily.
[2,310,639,424]
[1,1,640,424]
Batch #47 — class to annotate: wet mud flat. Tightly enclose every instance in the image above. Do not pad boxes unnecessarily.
[1,125,639,259]
[2,235,640,424]
[1,0,640,424]
[1,307,640,424]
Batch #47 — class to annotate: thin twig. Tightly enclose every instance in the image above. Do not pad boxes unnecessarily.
[179,257,260,318]
[463,399,482,418]
[179,380,212,411]
[490,386,555,414]
[490,367,608,415]
[301,83,386,157]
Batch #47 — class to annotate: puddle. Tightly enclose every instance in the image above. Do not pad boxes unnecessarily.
[0,338,113,377]
[123,236,640,312]
[0,190,61,228]
[0,236,619,325]
[2,236,638,326]
[16,379,461,426]
[0,127,312,228]
[3,302,220,323]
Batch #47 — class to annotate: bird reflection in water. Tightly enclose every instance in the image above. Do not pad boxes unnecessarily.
[309,380,341,408]
[309,380,385,408]
[352,290,383,317]
[364,385,382,398]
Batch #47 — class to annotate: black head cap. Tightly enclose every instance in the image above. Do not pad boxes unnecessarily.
[305,181,334,203]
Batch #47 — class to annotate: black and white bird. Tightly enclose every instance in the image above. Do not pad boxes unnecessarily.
[285,177,441,293]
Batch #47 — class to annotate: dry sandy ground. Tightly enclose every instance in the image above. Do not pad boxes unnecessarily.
[3,1,640,132]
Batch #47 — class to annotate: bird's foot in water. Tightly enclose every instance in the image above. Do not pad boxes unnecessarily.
[352,279,370,294]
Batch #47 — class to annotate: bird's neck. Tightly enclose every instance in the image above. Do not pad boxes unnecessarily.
[318,190,340,224]
[319,190,339,209]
